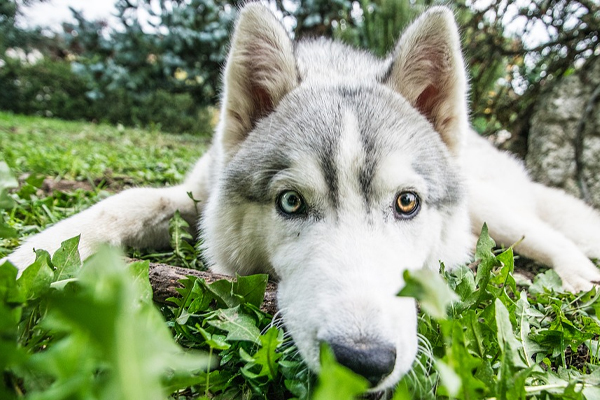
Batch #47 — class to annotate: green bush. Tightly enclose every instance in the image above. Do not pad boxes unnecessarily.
[0,57,214,135]
[96,88,214,135]
[0,58,93,120]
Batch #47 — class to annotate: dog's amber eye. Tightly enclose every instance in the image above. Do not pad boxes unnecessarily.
[394,191,420,218]
[278,190,306,215]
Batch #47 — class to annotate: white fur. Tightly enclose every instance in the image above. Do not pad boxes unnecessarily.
[5,4,600,392]
[465,133,600,291]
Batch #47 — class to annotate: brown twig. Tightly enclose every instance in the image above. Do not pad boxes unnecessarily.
[147,262,278,315]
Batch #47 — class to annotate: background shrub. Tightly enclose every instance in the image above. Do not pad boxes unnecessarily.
[0,58,93,120]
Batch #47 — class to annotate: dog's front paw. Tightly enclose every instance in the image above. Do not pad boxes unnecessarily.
[555,259,600,292]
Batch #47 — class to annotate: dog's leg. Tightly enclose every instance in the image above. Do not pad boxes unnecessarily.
[7,152,213,272]
[532,183,600,259]
[7,185,197,270]
[470,185,600,291]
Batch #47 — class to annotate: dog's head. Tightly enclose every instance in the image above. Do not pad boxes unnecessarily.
[202,4,471,390]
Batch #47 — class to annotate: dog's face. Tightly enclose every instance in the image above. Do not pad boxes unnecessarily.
[202,4,471,390]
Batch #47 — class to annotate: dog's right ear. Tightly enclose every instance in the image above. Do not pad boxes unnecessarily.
[218,3,297,161]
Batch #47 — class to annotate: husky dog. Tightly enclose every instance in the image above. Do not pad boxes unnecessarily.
[7,3,600,390]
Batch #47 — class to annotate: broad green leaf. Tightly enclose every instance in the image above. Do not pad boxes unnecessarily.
[0,260,23,305]
[437,320,488,399]
[0,260,25,372]
[445,264,476,302]
[516,292,545,367]
[163,370,233,397]
[0,189,15,210]
[398,268,458,319]
[435,359,461,397]
[234,274,268,308]
[173,277,213,312]
[52,235,82,281]
[505,367,532,399]
[285,378,309,399]
[207,274,268,309]
[0,162,18,190]
[583,386,600,400]
[29,246,209,400]
[496,299,527,368]
[530,330,565,359]
[473,224,500,304]
[24,334,97,400]
[494,247,517,295]
[207,278,239,307]
[169,209,193,258]
[391,379,414,400]
[474,223,496,265]
[0,219,17,238]
[530,269,563,294]
[17,249,54,300]
[250,326,283,380]
[496,299,529,399]
[196,325,230,350]
[207,306,261,345]
[312,344,369,400]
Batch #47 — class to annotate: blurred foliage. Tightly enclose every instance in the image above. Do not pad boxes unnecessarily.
[0,0,48,53]
[63,0,238,107]
[334,0,427,56]
[0,57,214,134]
[456,0,600,153]
[0,57,94,120]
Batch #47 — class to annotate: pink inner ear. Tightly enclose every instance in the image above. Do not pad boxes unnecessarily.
[415,84,439,122]
[249,82,274,121]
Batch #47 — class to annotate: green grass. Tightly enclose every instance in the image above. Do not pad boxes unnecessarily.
[2,113,600,400]
[0,111,208,185]
[0,111,207,258]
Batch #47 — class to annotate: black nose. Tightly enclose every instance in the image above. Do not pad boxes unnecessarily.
[328,339,396,387]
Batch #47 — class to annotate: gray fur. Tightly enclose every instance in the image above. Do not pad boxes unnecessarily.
[223,81,461,225]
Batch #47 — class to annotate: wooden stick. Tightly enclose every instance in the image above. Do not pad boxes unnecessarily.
[148,262,278,315]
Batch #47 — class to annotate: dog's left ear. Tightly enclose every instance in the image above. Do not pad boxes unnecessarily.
[385,7,468,156]
[218,3,298,161]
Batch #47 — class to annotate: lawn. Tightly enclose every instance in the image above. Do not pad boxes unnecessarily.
[0,112,207,259]
[1,112,600,400]
[0,111,207,185]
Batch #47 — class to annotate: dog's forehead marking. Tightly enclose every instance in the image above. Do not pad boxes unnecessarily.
[315,103,381,218]
[335,110,365,212]
[318,127,339,212]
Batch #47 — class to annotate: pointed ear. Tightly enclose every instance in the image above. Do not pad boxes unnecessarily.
[385,7,468,156]
[219,3,297,159]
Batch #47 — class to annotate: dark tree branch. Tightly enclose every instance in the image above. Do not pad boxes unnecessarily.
[148,262,279,315]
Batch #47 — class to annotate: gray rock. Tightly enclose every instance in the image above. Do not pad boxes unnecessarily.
[526,58,600,208]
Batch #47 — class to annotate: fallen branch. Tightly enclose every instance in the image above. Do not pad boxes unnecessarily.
[148,262,278,315]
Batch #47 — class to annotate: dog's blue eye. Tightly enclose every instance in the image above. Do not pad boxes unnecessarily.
[394,191,420,219]
[278,190,306,215]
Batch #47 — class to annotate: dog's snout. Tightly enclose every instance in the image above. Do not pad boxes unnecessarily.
[328,339,396,387]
